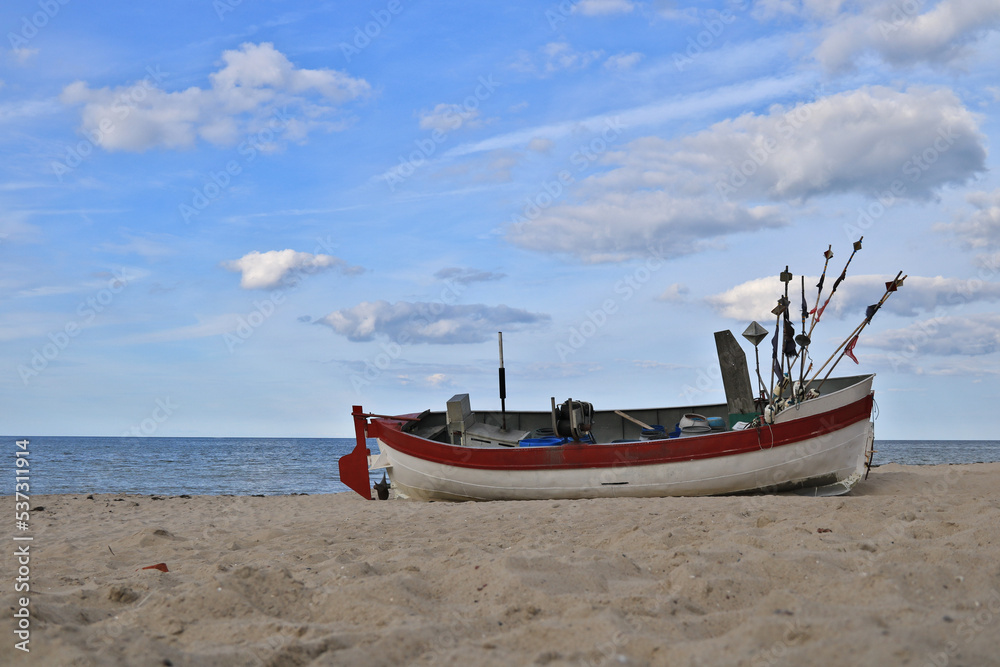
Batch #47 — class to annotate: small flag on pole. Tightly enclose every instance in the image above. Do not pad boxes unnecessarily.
[813,246,833,308]
[845,335,860,364]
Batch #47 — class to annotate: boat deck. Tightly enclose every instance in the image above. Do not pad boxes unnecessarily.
[400,374,870,446]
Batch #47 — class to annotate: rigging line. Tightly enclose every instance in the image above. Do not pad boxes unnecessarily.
[756,419,775,450]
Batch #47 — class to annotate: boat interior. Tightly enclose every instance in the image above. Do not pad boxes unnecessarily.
[382,374,870,448]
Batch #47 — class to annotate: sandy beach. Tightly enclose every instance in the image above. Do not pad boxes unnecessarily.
[8,462,1000,667]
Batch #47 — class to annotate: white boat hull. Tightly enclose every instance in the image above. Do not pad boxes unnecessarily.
[377,419,872,500]
[363,376,876,501]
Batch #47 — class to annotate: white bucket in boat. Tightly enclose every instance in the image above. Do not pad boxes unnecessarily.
[678,413,712,437]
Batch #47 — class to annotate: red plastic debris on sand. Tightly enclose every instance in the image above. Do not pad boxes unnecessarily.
[140,563,169,572]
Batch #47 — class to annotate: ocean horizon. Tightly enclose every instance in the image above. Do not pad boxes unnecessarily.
[6,436,1000,497]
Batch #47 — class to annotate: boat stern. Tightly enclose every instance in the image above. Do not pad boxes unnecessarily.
[339,405,373,499]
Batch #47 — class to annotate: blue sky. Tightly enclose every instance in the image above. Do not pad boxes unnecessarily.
[3,0,999,438]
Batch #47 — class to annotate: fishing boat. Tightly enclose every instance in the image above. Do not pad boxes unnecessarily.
[338,246,900,502]
[341,371,876,501]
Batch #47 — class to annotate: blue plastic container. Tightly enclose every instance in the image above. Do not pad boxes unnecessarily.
[707,416,726,431]
[518,436,567,447]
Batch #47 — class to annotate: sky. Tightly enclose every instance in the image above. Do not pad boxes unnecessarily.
[2,0,999,439]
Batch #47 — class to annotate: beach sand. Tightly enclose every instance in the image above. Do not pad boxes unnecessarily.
[9,463,1000,667]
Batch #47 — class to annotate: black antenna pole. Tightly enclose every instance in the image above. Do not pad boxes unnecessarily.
[498,332,507,431]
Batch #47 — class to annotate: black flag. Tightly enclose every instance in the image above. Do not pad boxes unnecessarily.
[865,303,879,322]
[771,328,782,377]
[783,318,797,357]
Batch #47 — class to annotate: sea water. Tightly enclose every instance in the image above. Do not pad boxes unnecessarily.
[4,436,999,497]
[3,437,373,496]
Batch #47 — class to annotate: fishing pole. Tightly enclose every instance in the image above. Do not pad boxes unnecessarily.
[798,275,808,390]
[768,293,787,411]
[786,244,837,383]
[812,271,905,391]
[779,266,793,390]
[812,237,862,328]
[807,245,833,337]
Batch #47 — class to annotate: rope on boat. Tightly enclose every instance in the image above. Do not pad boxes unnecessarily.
[755,419,775,450]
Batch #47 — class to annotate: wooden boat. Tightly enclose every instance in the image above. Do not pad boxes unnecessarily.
[339,369,877,501]
[338,245,898,502]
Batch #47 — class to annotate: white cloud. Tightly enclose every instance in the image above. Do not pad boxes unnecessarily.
[434,267,506,284]
[760,0,1000,70]
[604,52,644,70]
[60,42,369,152]
[512,42,605,76]
[657,283,690,302]
[662,86,982,202]
[14,267,149,300]
[507,86,985,262]
[706,274,1000,321]
[425,373,452,387]
[0,212,42,244]
[11,47,38,64]
[222,249,362,289]
[318,300,550,344]
[417,103,481,132]
[447,73,813,160]
[543,42,604,72]
[864,351,1000,376]
[935,188,1000,250]
[509,191,786,263]
[114,314,238,345]
[866,313,1000,357]
[575,0,635,15]
[99,232,175,259]
[527,137,554,153]
[485,151,519,182]
[973,252,1000,276]
[753,0,852,21]
[0,98,61,124]
[707,274,806,321]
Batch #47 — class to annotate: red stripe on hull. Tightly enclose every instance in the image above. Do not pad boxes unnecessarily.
[369,392,874,471]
